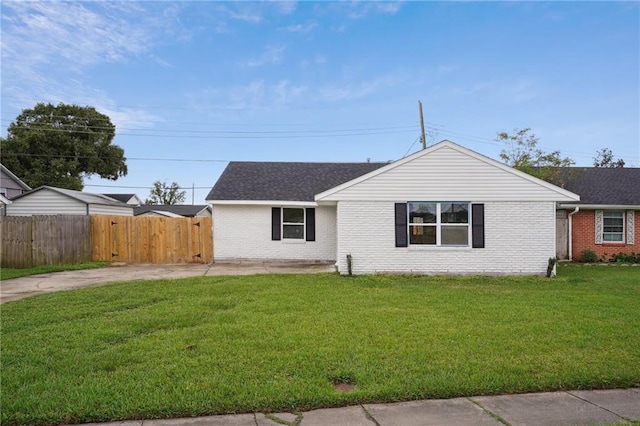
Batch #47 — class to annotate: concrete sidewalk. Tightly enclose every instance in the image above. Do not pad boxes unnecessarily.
[0,261,335,303]
[74,388,640,426]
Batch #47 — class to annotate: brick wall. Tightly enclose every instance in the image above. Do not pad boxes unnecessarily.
[571,210,639,261]
[212,204,337,262]
[336,201,556,276]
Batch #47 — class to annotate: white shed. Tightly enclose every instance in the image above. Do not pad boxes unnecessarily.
[6,186,134,216]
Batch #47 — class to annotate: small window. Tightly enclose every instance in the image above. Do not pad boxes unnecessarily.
[0,187,6,196]
[282,207,304,239]
[603,211,624,242]
[408,202,470,246]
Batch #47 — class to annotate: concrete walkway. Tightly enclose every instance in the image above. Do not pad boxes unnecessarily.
[0,262,335,303]
[73,388,640,426]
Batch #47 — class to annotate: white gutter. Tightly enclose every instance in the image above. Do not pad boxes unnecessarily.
[567,206,580,261]
[559,203,640,210]
[208,200,317,207]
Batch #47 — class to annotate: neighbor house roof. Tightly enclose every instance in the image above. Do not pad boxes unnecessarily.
[134,204,210,217]
[559,167,640,206]
[207,162,386,202]
[0,194,12,205]
[11,186,131,207]
[102,193,142,205]
[0,163,31,191]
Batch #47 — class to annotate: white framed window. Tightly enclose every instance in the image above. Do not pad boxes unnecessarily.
[0,187,6,197]
[408,202,470,246]
[282,207,305,240]
[603,211,624,242]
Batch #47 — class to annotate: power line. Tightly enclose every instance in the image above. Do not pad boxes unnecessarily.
[0,152,230,163]
[1,117,420,134]
[84,184,212,189]
[0,125,420,139]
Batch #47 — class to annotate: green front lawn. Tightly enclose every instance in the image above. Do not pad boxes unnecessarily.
[2,265,639,425]
[0,262,110,281]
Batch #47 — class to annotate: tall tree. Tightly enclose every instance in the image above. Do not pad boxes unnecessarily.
[0,102,127,190]
[593,148,625,168]
[145,180,186,205]
[497,128,574,184]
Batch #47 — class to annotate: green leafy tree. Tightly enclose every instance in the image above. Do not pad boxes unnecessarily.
[0,102,127,190]
[497,128,574,184]
[145,180,186,205]
[593,148,625,168]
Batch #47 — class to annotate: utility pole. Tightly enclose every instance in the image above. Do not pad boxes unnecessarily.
[419,100,427,150]
[192,183,195,205]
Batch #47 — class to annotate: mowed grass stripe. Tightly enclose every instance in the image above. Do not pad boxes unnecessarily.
[1,265,639,425]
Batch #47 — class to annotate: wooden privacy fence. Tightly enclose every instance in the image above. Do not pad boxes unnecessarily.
[91,215,213,264]
[1,215,91,268]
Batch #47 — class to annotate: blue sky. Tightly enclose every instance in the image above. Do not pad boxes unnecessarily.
[2,1,638,204]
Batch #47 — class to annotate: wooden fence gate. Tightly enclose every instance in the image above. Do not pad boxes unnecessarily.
[91,216,213,264]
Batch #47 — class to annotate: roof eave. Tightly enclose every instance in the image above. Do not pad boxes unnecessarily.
[208,200,318,207]
[559,203,640,210]
[0,164,31,190]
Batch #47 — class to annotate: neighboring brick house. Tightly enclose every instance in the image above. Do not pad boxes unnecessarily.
[207,140,579,276]
[556,168,640,261]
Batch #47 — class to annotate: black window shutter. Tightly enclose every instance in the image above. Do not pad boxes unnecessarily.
[306,208,316,241]
[395,203,408,247]
[271,207,281,241]
[472,204,485,248]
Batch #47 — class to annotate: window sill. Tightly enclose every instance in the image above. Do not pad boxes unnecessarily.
[281,239,307,244]
[407,245,472,251]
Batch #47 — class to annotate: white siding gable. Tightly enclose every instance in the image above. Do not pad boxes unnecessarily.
[7,189,86,216]
[7,188,134,216]
[316,141,579,203]
[88,205,134,216]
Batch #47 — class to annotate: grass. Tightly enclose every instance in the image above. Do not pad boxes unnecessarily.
[0,262,110,281]
[1,264,639,425]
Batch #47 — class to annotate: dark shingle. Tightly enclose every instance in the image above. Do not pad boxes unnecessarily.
[561,167,640,205]
[134,205,210,217]
[103,193,137,203]
[206,162,386,202]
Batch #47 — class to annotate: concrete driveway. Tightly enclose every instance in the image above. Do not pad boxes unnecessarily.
[0,262,335,304]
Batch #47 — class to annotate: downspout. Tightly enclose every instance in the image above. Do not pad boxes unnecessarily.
[567,206,580,261]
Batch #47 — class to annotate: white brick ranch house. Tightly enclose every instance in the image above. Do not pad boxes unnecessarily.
[206,141,579,275]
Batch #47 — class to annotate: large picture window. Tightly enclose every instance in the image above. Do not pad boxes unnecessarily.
[408,202,470,246]
[603,211,624,242]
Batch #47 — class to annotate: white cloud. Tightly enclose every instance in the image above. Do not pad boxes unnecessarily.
[340,1,404,19]
[229,11,263,23]
[243,45,285,67]
[317,73,408,102]
[1,2,175,129]
[275,1,297,15]
[283,22,318,33]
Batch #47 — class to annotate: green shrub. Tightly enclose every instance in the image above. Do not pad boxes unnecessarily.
[611,252,640,264]
[580,249,598,263]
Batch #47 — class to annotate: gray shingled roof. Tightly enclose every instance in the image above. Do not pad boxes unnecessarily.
[207,162,387,202]
[561,167,640,205]
[102,193,138,203]
[134,204,210,217]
